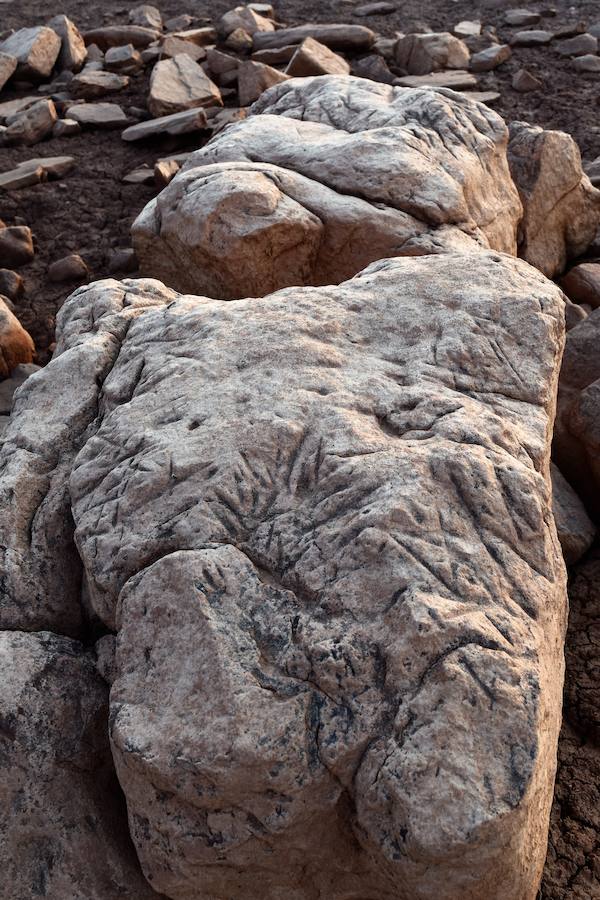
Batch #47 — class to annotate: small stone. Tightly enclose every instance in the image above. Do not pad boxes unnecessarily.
[253,24,375,53]
[48,253,89,283]
[561,263,600,308]
[164,15,194,33]
[395,32,470,75]
[0,96,43,124]
[69,102,128,128]
[86,43,104,62]
[121,107,207,141]
[0,226,34,268]
[219,7,275,38]
[129,4,163,30]
[122,164,154,184]
[70,70,129,99]
[2,98,57,146]
[237,60,291,106]
[0,52,17,92]
[48,14,87,72]
[510,30,553,46]
[351,53,396,83]
[573,54,600,73]
[0,26,61,80]
[159,36,207,63]
[154,158,180,188]
[166,28,216,47]
[512,68,543,91]
[504,9,541,27]
[52,117,80,136]
[206,48,239,76]
[553,21,587,39]
[394,69,478,89]
[107,246,138,273]
[148,55,222,117]
[454,21,481,38]
[464,90,501,104]
[0,166,44,189]
[0,269,23,301]
[82,26,161,50]
[557,33,598,56]
[0,298,34,376]
[16,156,75,179]
[224,27,254,53]
[353,2,396,15]
[105,44,144,73]
[140,47,161,65]
[251,44,297,65]
[248,3,274,17]
[286,37,350,77]
[470,43,511,71]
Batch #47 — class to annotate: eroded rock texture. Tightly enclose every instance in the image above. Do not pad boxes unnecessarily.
[0,630,158,900]
[0,251,566,900]
[132,76,522,297]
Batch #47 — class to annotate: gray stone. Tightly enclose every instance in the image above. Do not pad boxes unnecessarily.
[53,117,80,136]
[69,102,128,128]
[0,26,61,79]
[121,106,208,141]
[0,268,23,301]
[206,48,239,76]
[15,155,75,178]
[2,98,57,145]
[159,35,207,62]
[219,6,275,38]
[253,24,376,52]
[129,3,163,30]
[48,253,89,282]
[0,95,44,124]
[557,33,598,56]
[351,53,396,83]
[572,54,600,73]
[70,70,129,100]
[505,8,542,27]
[49,14,87,72]
[148,55,222,117]
[0,165,44,189]
[286,38,350,77]
[470,43,511,72]
[395,32,470,75]
[353,2,396,15]
[0,51,17,91]
[510,30,553,46]
[104,44,144,74]
[454,20,482,38]
[224,28,254,52]
[0,362,39,414]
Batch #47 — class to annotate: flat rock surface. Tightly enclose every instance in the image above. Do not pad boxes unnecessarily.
[0,250,566,900]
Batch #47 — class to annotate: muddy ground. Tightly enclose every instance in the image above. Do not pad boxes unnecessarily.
[1,0,599,897]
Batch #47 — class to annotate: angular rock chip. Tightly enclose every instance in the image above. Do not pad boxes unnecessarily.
[69,102,128,128]
[0,26,61,80]
[0,251,567,899]
[2,98,57,146]
[219,6,276,37]
[394,32,470,75]
[70,69,129,100]
[507,121,600,277]
[129,3,163,30]
[286,37,350,77]
[0,630,158,898]
[133,76,521,296]
[121,107,208,141]
[237,59,291,106]
[0,297,34,375]
[82,26,161,50]
[470,43,511,72]
[49,14,87,72]
[148,55,222,117]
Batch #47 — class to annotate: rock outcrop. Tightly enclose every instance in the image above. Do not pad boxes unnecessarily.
[0,250,566,900]
[508,121,600,278]
[133,76,522,297]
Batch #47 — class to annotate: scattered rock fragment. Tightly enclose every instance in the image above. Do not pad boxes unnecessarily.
[122,164,154,184]
[561,263,600,308]
[219,6,276,38]
[148,55,222,117]
[53,117,80,136]
[2,98,57,145]
[253,24,375,52]
[159,35,207,62]
[394,32,470,75]
[0,225,34,268]
[551,463,596,565]
[470,43,511,72]
[287,37,350,77]
[48,253,89,283]
[512,68,543,91]
[353,2,396,15]
[15,156,75,180]
[0,52,17,92]
[351,53,396,83]
[82,26,161,50]
[505,9,542,27]
[104,44,144,74]
[237,59,291,106]
[49,14,87,72]
[0,269,23,302]
[557,33,598,57]
[106,246,138,273]
[69,102,128,128]
[572,54,600,73]
[225,28,254,52]
[395,70,478,89]
[0,165,45,189]
[0,26,61,80]
[129,4,163,30]
[121,107,207,141]
[164,15,193,32]
[454,20,481,38]
[0,297,34,374]
[167,27,216,47]
[510,30,553,47]
[154,158,180,188]
[70,70,129,100]
[207,48,239,76]
[0,96,44,124]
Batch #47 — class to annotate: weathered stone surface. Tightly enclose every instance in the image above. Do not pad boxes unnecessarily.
[0,165,44,189]
[253,23,376,52]
[133,77,521,296]
[166,27,217,47]
[0,250,566,900]
[82,26,161,50]
[394,32,470,75]
[122,107,207,141]
[0,26,61,80]
[572,54,600,73]
[219,6,276,37]
[354,1,396,15]
[561,262,600,308]
[70,69,129,100]
[49,14,87,72]
[159,36,206,63]
[148,55,222,117]
[507,121,600,277]
[0,630,158,898]
[69,102,128,128]
[505,8,541,27]
[287,37,350,77]
[470,43,511,72]
[238,60,291,106]
[104,44,144,74]
[129,3,163,30]
[2,98,57,145]
[551,463,596,565]
[0,52,17,91]
[394,70,478,88]
[0,297,34,376]
[0,225,34,267]
[553,306,600,517]
[15,155,75,179]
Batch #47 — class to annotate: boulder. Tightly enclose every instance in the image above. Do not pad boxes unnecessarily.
[0,630,158,898]
[286,37,350,77]
[0,250,567,900]
[394,32,470,75]
[82,26,161,50]
[0,52,17,91]
[104,44,144,74]
[237,60,291,106]
[551,463,596,565]
[49,14,87,72]
[0,297,34,375]
[561,263,600,308]
[252,24,376,52]
[2,98,57,145]
[0,26,61,80]
[133,77,522,297]
[148,55,222,117]
[507,121,600,278]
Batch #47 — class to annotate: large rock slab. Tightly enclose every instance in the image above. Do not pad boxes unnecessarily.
[0,251,567,899]
[148,55,222,117]
[133,76,522,297]
[49,14,87,72]
[508,121,600,278]
[0,26,61,80]
[394,32,470,75]
[0,630,158,899]
[253,23,375,52]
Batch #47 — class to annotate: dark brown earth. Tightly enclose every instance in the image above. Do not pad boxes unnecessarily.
[1,1,600,898]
